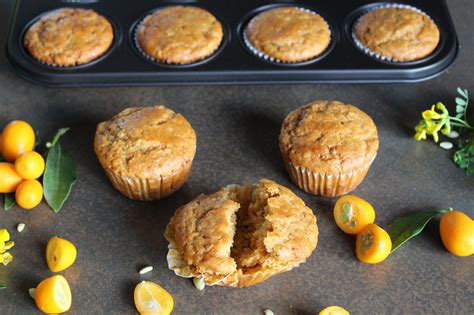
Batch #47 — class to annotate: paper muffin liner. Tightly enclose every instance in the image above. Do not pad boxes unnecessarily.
[166,243,229,286]
[104,160,193,200]
[351,3,436,62]
[283,155,376,197]
[166,243,298,287]
[243,7,331,64]
[133,10,224,65]
[25,9,114,68]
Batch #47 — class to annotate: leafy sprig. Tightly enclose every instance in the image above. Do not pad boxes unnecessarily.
[414,87,474,176]
[455,87,469,120]
[453,136,474,176]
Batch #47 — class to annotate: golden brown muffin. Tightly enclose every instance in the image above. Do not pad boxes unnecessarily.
[279,101,379,197]
[94,106,196,200]
[24,8,113,66]
[353,7,440,62]
[245,6,331,63]
[165,179,318,288]
[136,6,223,64]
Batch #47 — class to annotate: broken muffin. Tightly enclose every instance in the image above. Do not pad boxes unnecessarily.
[165,179,318,287]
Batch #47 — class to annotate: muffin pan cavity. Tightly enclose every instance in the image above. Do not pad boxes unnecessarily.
[7,0,458,86]
[20,7,121,69]
[347,3,445,65]
[239,4,337,66]
[130,6,230,68]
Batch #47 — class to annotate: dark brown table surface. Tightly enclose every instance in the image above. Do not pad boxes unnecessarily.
[0,1,473,314]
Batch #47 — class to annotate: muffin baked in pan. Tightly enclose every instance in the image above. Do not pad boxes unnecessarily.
[352,4,441,62]
[135,6,224,65]
[7,0,458,85]
[23,8,114,67]
[243,6,331,64]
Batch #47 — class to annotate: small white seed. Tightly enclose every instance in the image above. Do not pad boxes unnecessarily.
[193,277,205,290]
[17,223,25,233]
[448,130,460,139]
[440,141,453,150]
[28,288,35,299]
[139,266,153,275]
[263,310,274,315]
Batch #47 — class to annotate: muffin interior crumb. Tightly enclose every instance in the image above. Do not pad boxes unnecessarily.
[165,179,318,286]
[227,184,275,270]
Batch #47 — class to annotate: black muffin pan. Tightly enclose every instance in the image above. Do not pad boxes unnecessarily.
[6,0,459,86]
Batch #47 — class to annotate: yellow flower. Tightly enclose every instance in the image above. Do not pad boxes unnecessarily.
[0,253,13,266]
[414,121,427,141]
[0,229,14,266]
[0,229,9,243]
[422,102,449,121]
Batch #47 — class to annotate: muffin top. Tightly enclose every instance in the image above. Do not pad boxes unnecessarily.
[24,8,113,66]
[165,179,318,287]
[245,6,331,62]
[354,7,440,62]
[94,106,196,179]
[136,6,223,64]
[280,101,379,174]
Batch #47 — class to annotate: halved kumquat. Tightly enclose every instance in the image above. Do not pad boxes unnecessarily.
[34,275,72,314]
[46,236,77,272]
[334,195,376,234]
[134,281,174,315]
[319,306,350,315]
[356,223,392,264]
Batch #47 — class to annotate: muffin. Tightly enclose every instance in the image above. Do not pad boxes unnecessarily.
[24,8,114,67]
[136,6,223,64]
[279,101,379,197]
[165,179,318,288]
[244,6,331,63]
[94,106,196,200]
[353,6,440,62]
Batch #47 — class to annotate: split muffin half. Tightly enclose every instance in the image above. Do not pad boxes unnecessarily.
[165,179,318,287]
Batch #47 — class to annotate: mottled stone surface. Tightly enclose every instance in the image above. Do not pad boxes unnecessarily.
[0,1,473,314]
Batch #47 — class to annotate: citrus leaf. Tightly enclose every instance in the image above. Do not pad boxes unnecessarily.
[46,128,69,149]
[4,193,15,211]
[0,283,6,289]
[43,143,77,213]
[388,209,452,252]
[34,130,41,149]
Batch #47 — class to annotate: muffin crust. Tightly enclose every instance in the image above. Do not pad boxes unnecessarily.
[94,106,196,200]
[280,101,379,174]
[136,6,223,64]
[95,106,196,178]
[165,179,318,287]
[354,7,440,62]
[245,6,331,62]
[24,8,113,66]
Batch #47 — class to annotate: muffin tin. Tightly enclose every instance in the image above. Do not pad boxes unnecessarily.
[6,0,458,86]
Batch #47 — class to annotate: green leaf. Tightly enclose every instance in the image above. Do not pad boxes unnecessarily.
[457,87,468,99]
[34,130,41,149]
[43,143,77,213]
[46,128,70,149]
[388,209,452,252]
[456,105,465,113]
[4,193,15,211]
[455,97,467,106]
[0,283,6,289]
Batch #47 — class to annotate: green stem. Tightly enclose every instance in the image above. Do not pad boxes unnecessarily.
[450,117,473,129]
